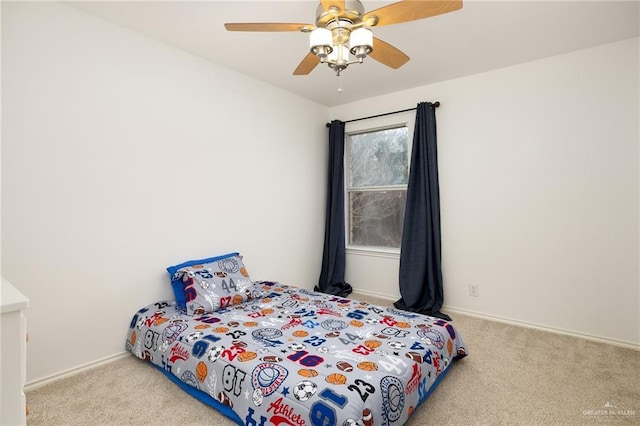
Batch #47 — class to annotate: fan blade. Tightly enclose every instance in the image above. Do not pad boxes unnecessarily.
[320,0,344,13]
[224,22,313,32]
[293,53,321,75]
[363,0,462,27]
[369,37,410,69]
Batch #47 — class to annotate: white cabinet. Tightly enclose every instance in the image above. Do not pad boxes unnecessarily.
[1,277,29,426]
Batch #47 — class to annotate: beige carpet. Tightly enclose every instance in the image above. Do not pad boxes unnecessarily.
[26,293,640,425]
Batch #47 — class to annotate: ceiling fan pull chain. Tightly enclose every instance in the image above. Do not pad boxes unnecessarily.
[337,74,343,93]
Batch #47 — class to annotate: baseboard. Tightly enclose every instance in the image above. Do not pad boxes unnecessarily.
[351,288,398,302]
[444,306,640,351]
[24,351,130,391]
[351,288,639,351]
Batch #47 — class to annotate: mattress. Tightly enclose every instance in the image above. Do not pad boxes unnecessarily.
[125,281,467,425]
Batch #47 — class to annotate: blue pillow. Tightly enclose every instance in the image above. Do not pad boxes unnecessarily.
[166,252,239,309]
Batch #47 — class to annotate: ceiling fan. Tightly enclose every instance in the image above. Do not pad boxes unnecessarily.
[225,0,463,77]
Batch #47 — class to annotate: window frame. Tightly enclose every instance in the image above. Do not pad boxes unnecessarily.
[344,111,415,256]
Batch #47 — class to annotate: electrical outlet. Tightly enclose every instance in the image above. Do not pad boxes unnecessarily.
[469,284,479,297]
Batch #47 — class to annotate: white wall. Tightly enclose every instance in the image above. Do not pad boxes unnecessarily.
[1,2,328,383]
[332,38,640,346]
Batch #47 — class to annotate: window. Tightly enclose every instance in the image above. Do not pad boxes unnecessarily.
[346,125,410,251]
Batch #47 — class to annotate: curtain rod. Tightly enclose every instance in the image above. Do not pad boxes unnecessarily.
[325,101,440,127]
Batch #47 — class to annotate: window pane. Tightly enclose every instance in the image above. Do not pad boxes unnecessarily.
[348,127,409,188]
[349,190,406,248]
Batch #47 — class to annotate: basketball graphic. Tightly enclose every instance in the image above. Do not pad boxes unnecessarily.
[417,329,445,349]
[130,331,137,346]
[357,361,378,371]
[194,324,210,330]
[364,339,382,349]
[243,321,258,327]
[292,330,309,338]
[252,328,283,341]
[349,320,364,327]
[213,327,229,333]
[297,368,319,378]
[196,361,208,382]
[251,363,288,396]
[240,267,249,277]
[336,361,353,372]
[396,321,411,329]
[238,351,258,362]
[218,258,239,273]
[227,321,240,328]
[261,355,283,363]
[381,376,405,422]
[154,317,168,326]
[326,373,347,385]
[321,319,349,331]
[261,308,274,315]
[447,339,453,356]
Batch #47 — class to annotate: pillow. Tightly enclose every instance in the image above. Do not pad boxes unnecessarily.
[166,252,255,315]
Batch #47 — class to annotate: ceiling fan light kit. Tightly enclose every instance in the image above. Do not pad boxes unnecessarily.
[225,0,463,77]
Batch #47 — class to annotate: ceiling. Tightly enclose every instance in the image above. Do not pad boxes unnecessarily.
[67,1,639,107]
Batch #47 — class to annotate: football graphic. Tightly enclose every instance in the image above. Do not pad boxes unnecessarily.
[217,391,233,407]
[405,351,423,363]
[336,361,353,372]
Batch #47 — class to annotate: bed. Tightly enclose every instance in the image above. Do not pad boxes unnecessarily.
[125,253,467,425]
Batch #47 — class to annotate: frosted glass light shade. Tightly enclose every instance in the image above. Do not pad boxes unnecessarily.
[328,44,350,62]
[350,28,373,58]
[310,28,332,49]
[350,28,373,49]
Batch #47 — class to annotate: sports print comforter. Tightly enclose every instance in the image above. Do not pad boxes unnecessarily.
[125,281,467,426]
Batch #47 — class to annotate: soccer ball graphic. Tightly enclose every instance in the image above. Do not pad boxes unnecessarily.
[184,331,203,343]
[388,341,406,350]
[293,380,317,401]
[207,345,224,363]
[252,389,264,407]
[288,343,306,352]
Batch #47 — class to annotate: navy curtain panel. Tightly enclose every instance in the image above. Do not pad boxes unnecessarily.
[394,102,451,321]
[315,120,353,297]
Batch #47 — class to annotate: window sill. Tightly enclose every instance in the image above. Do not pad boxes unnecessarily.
[346,247,400,259]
